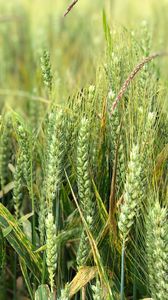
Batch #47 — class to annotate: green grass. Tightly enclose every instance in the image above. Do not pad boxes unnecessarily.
[0,1,168,299]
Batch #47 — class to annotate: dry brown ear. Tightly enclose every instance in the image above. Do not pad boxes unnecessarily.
[64,0,79,17]
[110,52,168,116]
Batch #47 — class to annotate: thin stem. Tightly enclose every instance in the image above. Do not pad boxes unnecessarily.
[42,252,47,284]
[13,252,17,300]
[30,150,36,246]
[120,241,125,300]
[133,226,138,300]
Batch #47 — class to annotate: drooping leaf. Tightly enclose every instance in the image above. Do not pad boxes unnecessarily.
[69,266,97,297]
[2,212,34,238]
[0,203,42,281]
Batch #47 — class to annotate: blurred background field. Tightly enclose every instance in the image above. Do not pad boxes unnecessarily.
[0,0,168,107]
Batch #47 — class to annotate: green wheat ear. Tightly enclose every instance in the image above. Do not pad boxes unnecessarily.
[41,49,53,92]
[58,284,70,300]
[76,117,95,267]
[39,108,65,244]
[118,144,144,241]
[76,230,88,267]
[16,123,32,191]
[46,212,57,293]
[45,109,65,211]
[13,153,24,219]
[0,114,12,189]
[146,199,168,300]
[92,279,104,300]
[77,117,94,224]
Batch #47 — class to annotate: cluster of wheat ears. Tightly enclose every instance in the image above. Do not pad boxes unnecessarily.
[0,8,168,300]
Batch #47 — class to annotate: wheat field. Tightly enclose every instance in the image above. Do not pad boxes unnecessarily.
[0,1,168,299]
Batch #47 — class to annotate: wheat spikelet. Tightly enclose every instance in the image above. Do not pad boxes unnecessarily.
[58,284,70,300]
[76,230,88,267]
[92,279,104,300]
[13,153,24,219]
[118,144,143,241]
[77,117,94,222]
[107,91,126,197]
[41,49,53,92]
[76,117,94,266]
[39,109,64,244]
[45,109,65,211]
[16,123,32,190]
[146,199,168,300]
[111,52,168,115]
[46,212,57,292]
[0,114,12,190]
